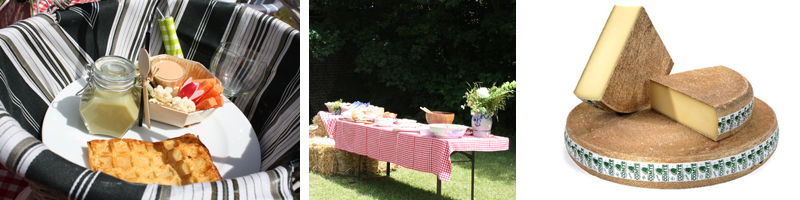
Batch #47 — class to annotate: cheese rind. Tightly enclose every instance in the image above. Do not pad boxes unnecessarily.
[566,97,776,164]
[574,5,673,113]
[564,98,778,188]
[649,66,754,141]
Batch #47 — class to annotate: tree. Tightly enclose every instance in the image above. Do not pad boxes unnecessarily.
[311,0,516,135]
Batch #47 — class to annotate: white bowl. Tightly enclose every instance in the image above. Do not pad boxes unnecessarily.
[396,119,417,125]
[429,124,469,139]
[419,125,432,136]
[375,117,394,127]
[392,124,420,132]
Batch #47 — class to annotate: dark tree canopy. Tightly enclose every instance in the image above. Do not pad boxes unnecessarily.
[311,0,516,134]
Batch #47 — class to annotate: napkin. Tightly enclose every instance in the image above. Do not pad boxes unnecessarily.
[158,16,184,58]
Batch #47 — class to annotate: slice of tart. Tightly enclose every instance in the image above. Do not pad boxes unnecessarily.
[87,134,222,185]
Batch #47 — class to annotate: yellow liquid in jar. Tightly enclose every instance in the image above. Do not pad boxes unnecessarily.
[79,88,139,138]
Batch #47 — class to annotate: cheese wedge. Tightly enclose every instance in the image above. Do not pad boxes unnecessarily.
[649,66,754,141]
[574,5,673,113]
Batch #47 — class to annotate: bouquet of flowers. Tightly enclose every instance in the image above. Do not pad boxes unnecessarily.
[462,80,516,118]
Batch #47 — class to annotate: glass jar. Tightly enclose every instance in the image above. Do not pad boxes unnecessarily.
[79,56,140,138]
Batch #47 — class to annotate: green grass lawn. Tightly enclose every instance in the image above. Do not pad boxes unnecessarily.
[310,137,515,199]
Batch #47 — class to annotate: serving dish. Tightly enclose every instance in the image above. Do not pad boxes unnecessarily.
[146,55,223,127]
[429,124,469,139]
[392,124,420,132]
[419,124,433,136]
[41,79,260,179]
[425,111,455,124]
[396,119,417,125]
[374,117,394,127]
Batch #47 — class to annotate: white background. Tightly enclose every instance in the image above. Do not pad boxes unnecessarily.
[520,0,799,199]
[301,0,800,199]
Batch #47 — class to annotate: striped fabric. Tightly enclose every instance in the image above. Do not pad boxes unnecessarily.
[237,0,284,14]
[274,0,300,28]
[0,13,92,137]
[55,0,159,61]
[2,0,297,199]
[140,168,294,200]
[36,0,295,16]
[238,0,300,29]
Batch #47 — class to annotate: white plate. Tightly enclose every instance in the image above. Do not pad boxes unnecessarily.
[41,79,260,179]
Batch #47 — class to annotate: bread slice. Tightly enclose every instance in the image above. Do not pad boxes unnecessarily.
[87,134,222,185]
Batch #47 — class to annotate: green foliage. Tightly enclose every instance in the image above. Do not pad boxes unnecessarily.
[462,81,515,119]
[311,0,516,130]
[330,99,343,111]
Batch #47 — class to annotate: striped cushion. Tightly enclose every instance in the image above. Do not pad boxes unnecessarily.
[236,0,286,14]
[0,13,92,138]
[1,0,297,199]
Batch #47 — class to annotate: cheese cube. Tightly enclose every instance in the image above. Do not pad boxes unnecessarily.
[649,66,754,141]
[574,5,673,113]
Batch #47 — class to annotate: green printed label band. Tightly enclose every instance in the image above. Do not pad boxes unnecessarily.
[718,98,754,136]
[565,126,778,182]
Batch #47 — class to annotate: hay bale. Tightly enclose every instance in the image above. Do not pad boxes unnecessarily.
[362,158,399,174]
[309,137,338,175]
[334,148,359,175]
[312,115,328,137]
[310,137,398,176]
[380,161,399,173]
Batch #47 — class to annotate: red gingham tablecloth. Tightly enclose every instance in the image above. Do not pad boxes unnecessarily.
[319,111,340,139]
[35,0,102,13]
[320,112,509,182]
[0,164,27,200]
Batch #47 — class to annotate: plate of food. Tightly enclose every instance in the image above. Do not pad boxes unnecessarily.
[41,78,260,179]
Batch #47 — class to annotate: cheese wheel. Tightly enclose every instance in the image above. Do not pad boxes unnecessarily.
[565,98,777,189]
[574,5,673,113]
[649,66,753,141]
